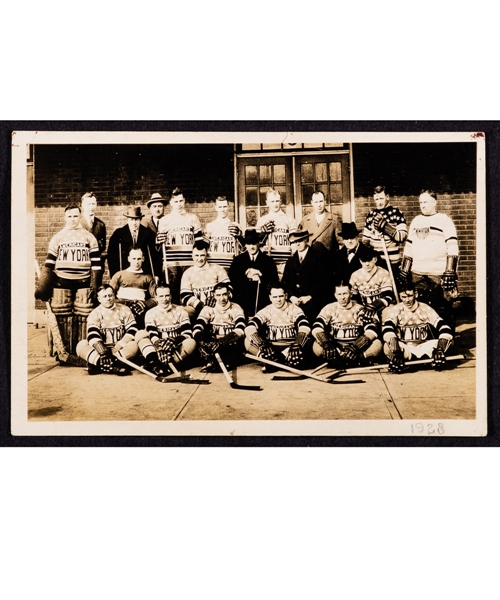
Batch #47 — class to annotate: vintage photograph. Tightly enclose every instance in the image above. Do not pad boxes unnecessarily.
[11,130,486,436]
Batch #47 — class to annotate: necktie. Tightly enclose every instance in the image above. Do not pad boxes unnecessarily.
[133,232,137,245]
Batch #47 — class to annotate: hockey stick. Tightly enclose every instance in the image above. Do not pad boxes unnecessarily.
[215,352,262,391]
[168,360,211,385]
[255,279,260,316]
[147,245,155,278]
[34,260,86,367]
[379,233,400,303]
[245,353,364,385]
[162,243,170,284]
[329,353,467,376]
[115,352,207,384]
[271,361,330,380]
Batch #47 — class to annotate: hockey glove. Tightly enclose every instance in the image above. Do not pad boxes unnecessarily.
[360,306,378,323]
[198,341,213,361]
[432,338,450,371]
[205,295,217,308]
[34,266,55,302]
[372,213,387,232]
[353,334,372,354]
[388,350,405,374]
[315,331,337,363]
[441,256,459,291]
[153,338,175,363]
[338,344,357,364]
[228,223,242,237]
[217,331,239,347]
[260,220,275,233]
[130,300,146,316]
[94,340,113,373]
[286,344,303,367]
[399,256,413,287]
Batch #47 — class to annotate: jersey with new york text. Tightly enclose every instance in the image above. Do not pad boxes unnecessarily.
[256,210,297,264]
[249,302,310,347]
[145,304,193,342]
[87,303,137,347]
[46,225,101,280]
[194,302,246,339]
[349,266,394,308]
[157,211,202,266]
[205,218,240,269]
[312,301,378,343]
[180,263,231,308]
[382,301,453,345]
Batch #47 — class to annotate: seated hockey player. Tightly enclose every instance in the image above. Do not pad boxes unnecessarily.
[312,282,382,368]
[244,282,310,370]
[349,243,395,323]
[180,240,232,320]
[193,281,246,372]
[382,280,454,373]
[76,285,170,376]
[109,247,157,328]
[144,283,197,370]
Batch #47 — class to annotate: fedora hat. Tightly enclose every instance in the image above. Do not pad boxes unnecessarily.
[289,230,311,244]
[123,206,144,219]
[243,228,261,245]
[147,193,168,208]
[339,222,361,239]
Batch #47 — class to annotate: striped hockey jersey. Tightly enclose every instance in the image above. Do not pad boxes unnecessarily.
[87,303,137,347]
[312,301,378,343]
[46,225,101,280]
[194,302,246,339]
[248,302,310,347]
[145,304,193,342]
[157,210,203,266]
[180,263,231,309]
[204,218,240,269]
[404,213,459,276]
[362,206,407,264]
[109,269,155,302]
[256,210,297,265]
[349,266,394,308]
[382,301,453,346]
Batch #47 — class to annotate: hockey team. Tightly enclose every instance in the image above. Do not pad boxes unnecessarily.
[35,186,461,379]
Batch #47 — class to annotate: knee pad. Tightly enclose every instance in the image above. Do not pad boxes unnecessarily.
[74,288,94,316]
[180,337,197,357]
[51,288,73,315]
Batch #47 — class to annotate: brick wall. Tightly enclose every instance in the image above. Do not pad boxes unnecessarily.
[354,193,476,302]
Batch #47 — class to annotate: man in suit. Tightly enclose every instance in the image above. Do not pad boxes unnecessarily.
[143,192,167,234]
[228,228,278,318]
[80,192,107,269]
[107,206,161,278]
[281,230,329,323]
[297,190,339,255]
[335,222,366,286]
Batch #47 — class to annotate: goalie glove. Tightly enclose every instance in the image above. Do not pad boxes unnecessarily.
[34,266,55,302]
[432,338,451,371]
[399,256,413,287]
[441,256,459,291]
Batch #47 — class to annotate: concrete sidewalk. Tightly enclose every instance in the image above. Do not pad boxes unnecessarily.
[26,321,476,422]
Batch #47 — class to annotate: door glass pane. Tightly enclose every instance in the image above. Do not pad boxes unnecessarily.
[245,165,258,185]
[275,185,287,204]
[315,162,328,182]
[246,208,259,227]
[302,184,315,203]
[330,183,343,203]
[273,163,286,184]
[260,164,272,185]
[260,186,269,205]
[301,163,314,184]
[246,187,258,206]
[317,183,328,201]
[329,162,341,181]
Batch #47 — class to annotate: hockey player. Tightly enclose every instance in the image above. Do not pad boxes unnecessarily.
[35,204,102,356]
[204,196,242,269]
[156,187,204,301]
[400,190,459,327]
[109,247,157,328]
[256,188,296,278]
[80,192,107,269]
[193,282,246,371]
[144,283,197,369]
[349,243,395,322]
[244,282,310,369]
[180,240,232,320]
[312,283,382,368]
[382,281,454,372]
[362,185,407,272]
[76,285,170,376]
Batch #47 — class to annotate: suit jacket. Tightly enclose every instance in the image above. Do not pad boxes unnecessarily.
[282,246,330,322]
[298,211,339,254]
[228,250,278,318]
[335,244,365,287]
[142,215,162,235]
[81,215,107,254]
[107,224,161,278]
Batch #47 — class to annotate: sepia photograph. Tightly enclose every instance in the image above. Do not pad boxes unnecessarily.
[11,129,486,436]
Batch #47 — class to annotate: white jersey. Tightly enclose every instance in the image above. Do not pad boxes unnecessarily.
[205,218,239,269]
[256,210,296,264]
[87,303,137,347]
[404,212,459,276]
[194,302,246,338]
[180,263,230,308]
[46,225,101,280]
[145,304,193,342]
[157,210,202,266]
[249,302,310,347]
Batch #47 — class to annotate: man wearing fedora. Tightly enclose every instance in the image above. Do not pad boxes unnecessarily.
[297,190,339,256]
[282,229,330,323]
[228,228,278,318]
[107,206,160,279]
[143,192,168,234]
[335,222,366,286]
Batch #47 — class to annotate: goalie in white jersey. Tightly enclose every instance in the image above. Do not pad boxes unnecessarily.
[245,282,310,369]
[193,282,246,371]
[256,188,296,278]
[312,283,382,368]
[204,196,242,269]
[382,281,454,372]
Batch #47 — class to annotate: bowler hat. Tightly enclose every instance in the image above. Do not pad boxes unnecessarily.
[289,230,311,244]
[357,243,377,262]
[147,193,168,208]
[339,222,361,239]
[243,228,261,245]
[123,206,144,219]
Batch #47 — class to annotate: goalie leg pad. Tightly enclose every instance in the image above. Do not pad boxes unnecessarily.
[51,288,73,315]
